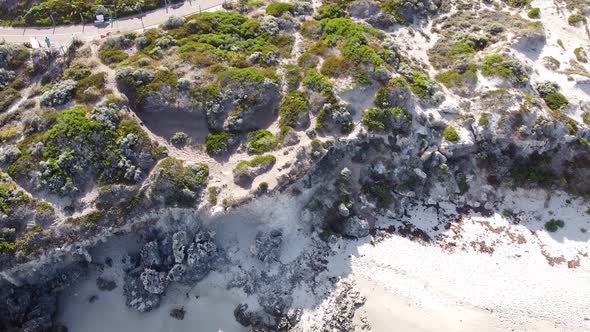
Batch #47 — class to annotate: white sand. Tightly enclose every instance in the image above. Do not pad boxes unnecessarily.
[58,187,590,332]
[57,236,247,332]
[353,275,563,332]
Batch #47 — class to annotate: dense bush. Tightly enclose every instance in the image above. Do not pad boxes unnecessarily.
[509,153,556,188]
[170,132,189,146]
[0,69,16,88]
[284,64,302,90]
[544,219,565,232]
[527,8,540,18]
[535,81,569,110]
[408,71,436,99]
[320,56,353,77]
[266,2,294,17]
[0,88,20,113]
[75,73,106,102]
[568,14,586,25]
[362,107,412,133]
[162,16,184,30]
[429,40,478,69]
[303,69,333,94]
[574,47,587,63]
[443,126,460,142]
[279,91,308,132]
[245,130,279,154]
[40,79,77,107]
[362,182,393,208]
[319,18,385,67]
[0,44,30,69]
[316,4,346,19]
[99,48,129,65]
[481,54,528,84]
[13,0,163,26]
[435,64,477,88]
[9,106,161,195]
[206,132,233,155]
[233,155,276,174]
[62,61,92,80]
[149,157,209,206]
[176,11,293,62]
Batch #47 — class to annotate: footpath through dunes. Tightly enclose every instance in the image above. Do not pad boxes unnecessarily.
[0,0,225,45]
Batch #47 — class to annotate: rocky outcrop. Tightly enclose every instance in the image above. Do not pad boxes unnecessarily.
[122,228,218,312]
[124,268,162,312]
[251,230,283,264]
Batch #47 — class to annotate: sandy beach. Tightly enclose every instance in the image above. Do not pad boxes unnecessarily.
[57,188,590,332]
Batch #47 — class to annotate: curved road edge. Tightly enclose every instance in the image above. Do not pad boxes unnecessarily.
[0,0,225,45]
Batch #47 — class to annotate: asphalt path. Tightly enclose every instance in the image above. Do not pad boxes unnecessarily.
[0,0,225,45]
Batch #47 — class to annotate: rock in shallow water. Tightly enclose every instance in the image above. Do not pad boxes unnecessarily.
[140,241,162,268]
[140,268,167,295]
[342,216,370,238]
[123,268,161,312]
[252,229,283,264]
[172,231,189,264]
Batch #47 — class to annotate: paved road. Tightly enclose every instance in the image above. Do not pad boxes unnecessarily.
[0,0,224,45]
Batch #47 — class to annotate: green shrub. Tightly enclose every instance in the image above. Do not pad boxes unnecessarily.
[317,4,346,19]
[157,157,208,188]
[380,1,410,25]
[9,106,159,194]
[435,64,477,88]
[20,0,162,26]
[0,179,31,242]
[527,8,540,18]
[509,153,556,187]
[0,126,18,143]
[149,157,209,206]
[362,107,412,133]
[504,0,529,7]
[543,91,569,110]
[409,71,433,98]
[320,18,383,66]
[568,14,586,25]
[320,55,352,77]
[303,69,333,94]
[245,130,279,154]
[206,132,233,155]
[75,72,106,101]
[266,2,294,17]
[478,113,490,127]
[135,70,178,106]
[63,62,92,80]
[233,155,276,173]
[35,201,54,216]
[297,51,320,69]
[544,219,565,232]
[428,39,480,69]
[279,91,308,132]
[99,48,129,65]
[208,186,220,205]
[0,236,16,255]
[0,87,19,113]
[574,47,587,63]
[284,64,302,90]
[481,54,527,84]
[0,44,30,69]
[443,126,460,142]
[362,182,393,208]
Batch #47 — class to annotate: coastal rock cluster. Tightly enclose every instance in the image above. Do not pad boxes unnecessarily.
[123,229,218,312]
